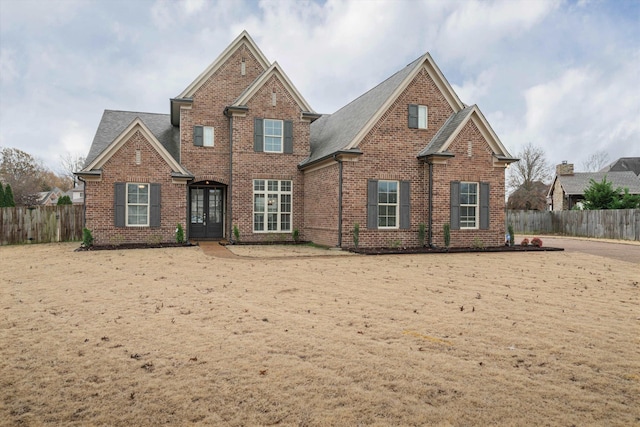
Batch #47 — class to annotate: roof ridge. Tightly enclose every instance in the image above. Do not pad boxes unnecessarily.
[104,109,169,116]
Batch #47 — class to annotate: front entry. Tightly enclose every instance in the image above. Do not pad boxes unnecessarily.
[190,186,224,239]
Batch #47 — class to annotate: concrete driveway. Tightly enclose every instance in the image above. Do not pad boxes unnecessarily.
[525,236,640,264]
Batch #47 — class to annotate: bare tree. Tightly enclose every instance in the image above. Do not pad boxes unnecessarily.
[581,150,609,172]
[507,142,552,200]
[0,147,46,205]
[58,152,85,187]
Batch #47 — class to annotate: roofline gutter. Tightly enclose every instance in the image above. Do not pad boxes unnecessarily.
[298,149,362,170]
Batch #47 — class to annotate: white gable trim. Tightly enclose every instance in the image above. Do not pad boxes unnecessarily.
[345,53,465,151]
[82,118,189,175]
[232,62,316,113]
[434,106,512,158]
[178,31,270,98]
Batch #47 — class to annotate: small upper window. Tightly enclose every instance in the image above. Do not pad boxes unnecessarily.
[264,119,283,153]
[203,126,214,147]
[418,105,427,129]
[408,104,427,129]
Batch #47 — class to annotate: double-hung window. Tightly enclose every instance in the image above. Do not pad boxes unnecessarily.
[253,179,292,232]
[378,180,398,228]
[459,182,478,229]
[408,104,428,129]
[127,183,149,226]
[193,125,214,147]
[264,119,283,153]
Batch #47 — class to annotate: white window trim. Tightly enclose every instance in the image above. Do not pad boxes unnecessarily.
[378,180,399,229]
[203,126,214,147]
[418,105,428,129]
[460,182,478,230]
[253,179,292,232]
[126,183,149,227]
[263,119,283,153]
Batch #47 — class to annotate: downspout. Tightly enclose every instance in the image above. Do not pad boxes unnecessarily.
[78,176,87,231]
[228,115,234,242]
[334,154,343,247]
[428,161,434,248]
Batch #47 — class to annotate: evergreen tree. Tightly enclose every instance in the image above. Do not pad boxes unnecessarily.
[0,184,4,207]
[4,184,15,207]
[582,177,619,210]
[57,195,72,205]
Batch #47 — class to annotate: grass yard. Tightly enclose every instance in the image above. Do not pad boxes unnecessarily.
[1,242,639,426]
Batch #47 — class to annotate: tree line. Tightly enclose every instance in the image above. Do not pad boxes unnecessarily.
[0,147,84,207]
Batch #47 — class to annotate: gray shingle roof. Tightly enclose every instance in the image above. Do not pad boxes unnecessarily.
[418,105,475,157]
[558,171,640,195]
[600,157,640,176]
[302,54,426,166]
[84,110,180,167]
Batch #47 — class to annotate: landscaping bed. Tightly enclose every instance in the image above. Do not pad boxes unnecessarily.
[351,245,564,255]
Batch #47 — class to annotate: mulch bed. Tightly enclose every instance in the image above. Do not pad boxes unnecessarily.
[75,242,195,252]
[350,245,564,255]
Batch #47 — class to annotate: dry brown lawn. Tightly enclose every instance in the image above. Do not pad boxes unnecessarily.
[1,242,639,426]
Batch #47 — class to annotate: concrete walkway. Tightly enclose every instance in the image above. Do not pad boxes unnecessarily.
[522,235,640,264]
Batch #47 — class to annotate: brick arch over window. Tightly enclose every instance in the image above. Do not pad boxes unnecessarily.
[192,175,228,185]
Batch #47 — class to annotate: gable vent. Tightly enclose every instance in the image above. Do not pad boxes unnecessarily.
[241,58,246,76]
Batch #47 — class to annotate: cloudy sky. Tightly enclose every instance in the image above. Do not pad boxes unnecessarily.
[1,0,638,175]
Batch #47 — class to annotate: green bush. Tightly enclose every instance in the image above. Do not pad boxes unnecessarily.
[82,228,94,247]
[57,195,72,205]
[418,223,426,247]
[233,225,240,243]
[353,223,360,249]
[175,223,185,243]
[507,224,515,246]
[443,223,450,248]
[292,228,300,243]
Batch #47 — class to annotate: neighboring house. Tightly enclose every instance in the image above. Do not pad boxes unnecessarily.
[76,31,516,248]
[600,157,640,176]
[548,162,640,210]
[65,181,85,205]
[36,187,65,206]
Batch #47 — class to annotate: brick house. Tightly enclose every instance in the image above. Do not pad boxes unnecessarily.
[76,31,516,248]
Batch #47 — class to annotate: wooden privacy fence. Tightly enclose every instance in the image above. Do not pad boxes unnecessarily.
[507,209,640,241]
[0,205,84,245]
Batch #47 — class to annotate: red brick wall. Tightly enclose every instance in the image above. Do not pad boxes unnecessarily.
[303,162,340,246]
[84,129,186,245]
[230,75,309,243]
[335,67,506,248]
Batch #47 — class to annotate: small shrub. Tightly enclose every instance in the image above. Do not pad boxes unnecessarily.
[233,225,240,243]
[521,238,529,246]
[82,228,94,247]
[353,223,360,249]
[531,237,543,247]
[292,228,300,243]
[418,223,426,247]
[507,224,515,246]
[472,237,484,249]
[57,195,72,205]
[443,223,451,248]
[175,223,184,244]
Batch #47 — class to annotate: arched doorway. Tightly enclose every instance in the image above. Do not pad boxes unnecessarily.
[189,181,225,239]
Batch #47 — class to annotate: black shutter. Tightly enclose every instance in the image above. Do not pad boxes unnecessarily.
[193,126,203,146]
[408,104,418,129]
[114,183,125,227]
[400,181,410,229]
[150,183,161,227]
[480,182,489,230]
[254,118,263,152]
[367,180,378,229]
[283,120,293,153]
[450,181,460,230]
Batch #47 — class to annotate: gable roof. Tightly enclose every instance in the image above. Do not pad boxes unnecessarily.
[229,62,316,113]
[80,111,190,177]
[418,106,474,157]
[177,31,270,99]
[83,110,181,167]
[301,52,513,168]
[600,157,640,176]
[551,171,640,196]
